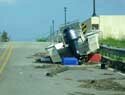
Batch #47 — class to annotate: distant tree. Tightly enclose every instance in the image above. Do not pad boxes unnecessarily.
[1,30,9,42]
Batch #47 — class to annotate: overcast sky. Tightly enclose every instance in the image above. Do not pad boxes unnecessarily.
[0,0,125,41]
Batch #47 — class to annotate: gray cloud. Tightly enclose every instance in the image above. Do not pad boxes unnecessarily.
[0,0,16,4]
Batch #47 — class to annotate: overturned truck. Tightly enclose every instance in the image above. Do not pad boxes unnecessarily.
[46,21,100,65]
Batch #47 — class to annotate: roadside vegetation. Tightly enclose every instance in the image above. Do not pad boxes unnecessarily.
[100,38,125,48]
[36,37,48,42]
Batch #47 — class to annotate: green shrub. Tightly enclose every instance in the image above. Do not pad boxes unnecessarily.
[36,38,47,42]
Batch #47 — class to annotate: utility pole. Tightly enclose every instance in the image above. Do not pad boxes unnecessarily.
[50,26,52,42]
[52,20,55,43]
[92,0,96,16]
[56,30,59,42]
[64,7,67,26]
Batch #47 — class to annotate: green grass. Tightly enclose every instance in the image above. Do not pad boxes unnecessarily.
[99,38,125,61]
[99,38,125,48]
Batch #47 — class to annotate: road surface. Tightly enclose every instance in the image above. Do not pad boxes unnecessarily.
[0,42,125,95]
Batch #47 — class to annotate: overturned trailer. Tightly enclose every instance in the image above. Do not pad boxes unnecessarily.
[46,21,100,64]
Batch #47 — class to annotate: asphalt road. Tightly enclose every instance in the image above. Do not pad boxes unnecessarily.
[0,42,125,95]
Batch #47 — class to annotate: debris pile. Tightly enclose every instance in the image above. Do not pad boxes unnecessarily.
[46,65,69,77]
[78,79,125,91]
[34,63,89,77]
[33,52,52,63]
[68,92,95,95]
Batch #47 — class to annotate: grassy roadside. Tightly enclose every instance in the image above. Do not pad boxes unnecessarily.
[99,38,125,61]
[99,38,125,48]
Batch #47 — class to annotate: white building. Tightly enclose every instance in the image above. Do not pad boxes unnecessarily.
[81,15,125,40]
